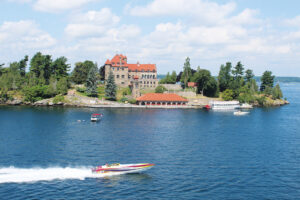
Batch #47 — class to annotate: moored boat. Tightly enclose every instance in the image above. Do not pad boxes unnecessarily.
[91,113,103,122]
[209,101,240,110]
[92,163,155,174]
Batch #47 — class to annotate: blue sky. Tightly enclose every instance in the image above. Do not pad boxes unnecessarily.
[1,0,300,76]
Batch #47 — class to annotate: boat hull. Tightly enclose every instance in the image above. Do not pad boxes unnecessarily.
[92,163,154,174]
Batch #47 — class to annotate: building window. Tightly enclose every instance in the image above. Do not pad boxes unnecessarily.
[129,70,131,72]
[147,75,149,79]
[122,67,124,71]
[112,68,115,71]
[117,67,119,71]
[117,75,119,78]
[121,82,124,84]
[122,75,125,78]
[128,75,131,78]
[144,81,146,84]
[153,75,155,79]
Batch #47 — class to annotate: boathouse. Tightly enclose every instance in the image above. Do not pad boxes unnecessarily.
[136,93,188,106]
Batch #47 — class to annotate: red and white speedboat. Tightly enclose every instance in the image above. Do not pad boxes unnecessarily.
[92,163,154,174]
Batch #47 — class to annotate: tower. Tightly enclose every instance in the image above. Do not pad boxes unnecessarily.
[132,76,141,99]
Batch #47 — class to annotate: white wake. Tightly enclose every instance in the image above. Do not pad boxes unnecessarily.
[0,166,126,184]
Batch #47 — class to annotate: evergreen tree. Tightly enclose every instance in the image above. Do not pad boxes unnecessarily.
[86,64,98,97]
[180,57,192,88]
[105,70,117,100]
[71,61,95,84]
[260,71,275,91]
[218,62,232,92]
[19,55,28,77]
[272,84,283,99]
[51,57,70,79]
[30,52,52,84]
[245,69,254,83]
[170,71,177,83]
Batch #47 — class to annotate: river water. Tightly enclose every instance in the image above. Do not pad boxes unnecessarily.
[0,83,300,199]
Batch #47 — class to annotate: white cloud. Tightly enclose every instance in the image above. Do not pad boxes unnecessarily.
[0,20,56,49]
[284,15,300,27]
[33,0,98,13]
[127,0,236,24]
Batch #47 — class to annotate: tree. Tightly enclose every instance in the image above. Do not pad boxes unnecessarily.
[245,69,254,83]
[272,84,283,99]
[99,65,105,81]
[218,62,232,92]
[30,52,52,84]
[260,71,275,91]
[71,61,95,84]
[51,57,70,79]
[155,85,167,93]
[222,89,234,101]
[57,77,69,95]
[180,57,192,88]
[170,71,177,83]
[105,70,117,100]
[194,69,211,95]
[86,64,98,97]
[19,55,28,77]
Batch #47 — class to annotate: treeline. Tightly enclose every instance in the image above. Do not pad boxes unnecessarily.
[0,52,100,103]
[159,57,283,103]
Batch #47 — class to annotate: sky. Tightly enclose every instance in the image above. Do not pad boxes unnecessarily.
[0,0,300,76]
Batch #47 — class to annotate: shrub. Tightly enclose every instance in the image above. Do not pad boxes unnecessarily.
[155,85,167,93]
[120,97,128,103]
[23,85,52,102]
[128,99,137,104]
[53,95,65,104]
[76,87,86,93]
[222,89,234,101]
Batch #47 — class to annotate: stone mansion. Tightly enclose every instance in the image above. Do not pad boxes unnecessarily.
[104,54,158,89]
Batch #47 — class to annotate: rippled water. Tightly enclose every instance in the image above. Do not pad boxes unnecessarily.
[0,83,300,199]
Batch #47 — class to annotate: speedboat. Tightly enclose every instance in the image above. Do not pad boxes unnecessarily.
[233,110,249,116]
[91,113,103,122]
[91,163,155,174]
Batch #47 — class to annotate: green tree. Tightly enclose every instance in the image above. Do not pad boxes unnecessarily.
[51,57,70,79]
[86,64,98,97]
[170,71,177,83]
[260,71,275,91]
[180,57,192,88]
[222,89,234,101]
[155,85,167,93]
[71,61,95,84]
[105,70,117,100]
[272,84,283,99]
[245,69,254,83]
[30,52,52,84]
[19,55,28,77]
[218,62,232,92]
[57,77,69,95]
[193,69,211,95]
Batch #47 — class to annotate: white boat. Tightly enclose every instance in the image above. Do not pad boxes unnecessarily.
[233,110,249,116]
[240,103,253,109]
[91,163,155,174]
[91,113,103,122]
[209,101,240,110]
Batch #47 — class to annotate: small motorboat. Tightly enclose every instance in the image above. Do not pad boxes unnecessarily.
[233,110,249,116]
[240,103,253,109]
[92,163,155,174]
[91,113,103,122]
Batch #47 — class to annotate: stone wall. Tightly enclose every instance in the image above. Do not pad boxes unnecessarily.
[161,84,182,91]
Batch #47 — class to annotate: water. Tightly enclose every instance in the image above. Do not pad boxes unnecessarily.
[0,83,300,199]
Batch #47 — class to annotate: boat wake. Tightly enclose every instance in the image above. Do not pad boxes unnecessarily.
[0,166,129,184]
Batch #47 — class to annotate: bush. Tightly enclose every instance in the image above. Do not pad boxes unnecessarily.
[155,85,167,93]
[53,95,65,104]
[76,87,86,93]
[128,99,137,104]
[23,85,52,102]
[256,96,266,106]
[120,97,128,103]
[222,89,234,101]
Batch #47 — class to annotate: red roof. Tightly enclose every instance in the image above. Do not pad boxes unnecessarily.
[105,54,156,72]
[188,82,197,87]
[136,93,188,102]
